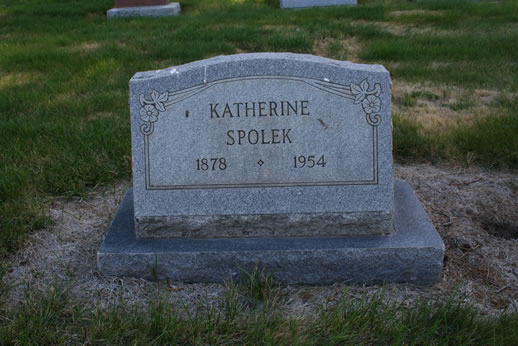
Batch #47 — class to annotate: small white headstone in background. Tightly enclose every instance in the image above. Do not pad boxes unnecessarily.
[280,0,357,9]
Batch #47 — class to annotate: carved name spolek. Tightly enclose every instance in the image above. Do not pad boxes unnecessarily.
[210,100,309,146]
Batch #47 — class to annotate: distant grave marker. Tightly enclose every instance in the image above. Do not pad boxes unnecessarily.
[114,0,169,7]
[280,0,357,9]
[98,53,444,285]
[107,0,180,19]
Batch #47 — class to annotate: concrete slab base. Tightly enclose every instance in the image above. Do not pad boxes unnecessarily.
[280,0,357,8]
[97,180,444,285]
[107,3,180,19]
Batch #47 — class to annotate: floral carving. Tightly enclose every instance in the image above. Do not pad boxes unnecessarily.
[140,104,159,123]
[139,89,170,135]
[350,79,382,126]
[362,95,381,114]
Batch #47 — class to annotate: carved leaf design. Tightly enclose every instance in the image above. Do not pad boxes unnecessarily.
[158,92,169,102]
[350,83,365,104]
[145,89,168,112]
[360,79,369,92]
[350,83,363,95]
[155,102,166,112]
[151,90,159,102]
[373,84,381,97]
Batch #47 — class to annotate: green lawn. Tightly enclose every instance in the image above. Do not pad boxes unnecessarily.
[1,0,517,256]
[1,0,518,342]
[2,269,518,344]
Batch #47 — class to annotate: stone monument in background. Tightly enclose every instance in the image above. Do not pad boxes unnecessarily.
[107,0,180,19]
[97,53,444,285]
[280,0,357,9]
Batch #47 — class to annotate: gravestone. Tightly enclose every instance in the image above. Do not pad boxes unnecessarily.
[280,0,357,9]
[107,0,180,19]
[115,0,169,6]
[97,53,444,285]
[132,55,393,239]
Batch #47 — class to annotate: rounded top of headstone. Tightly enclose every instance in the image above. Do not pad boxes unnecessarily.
[131,53,389,83]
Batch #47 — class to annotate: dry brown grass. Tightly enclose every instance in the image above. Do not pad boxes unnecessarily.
[87,12,103,20]
[48,91,76,107]
[3,164,518,315]
[0,72,41,88]
[312,37,362,62]
[312,39,331,56]
[349,19,455,37]
[391,81,504,133]
[67,41,102,54]
[397,164,518,312]
[86,112,117,122]
[389,9,444,18]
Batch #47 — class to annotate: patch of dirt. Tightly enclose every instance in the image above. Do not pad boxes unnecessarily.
[480,220,518,240]
[3,164,518,315]
[396,164,518,311]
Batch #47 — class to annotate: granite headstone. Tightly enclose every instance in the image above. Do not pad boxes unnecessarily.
[107,0,180,19]
[130,53,393,239]
[280,0,357,9]
[114,0,169,7]
[98,53,444,285]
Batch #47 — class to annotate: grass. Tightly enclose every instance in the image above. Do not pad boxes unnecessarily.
[1,0,518,341]
[235,266,282,309]
[1,274,518,344]
[1,0,517,256]
[393,94,518,166]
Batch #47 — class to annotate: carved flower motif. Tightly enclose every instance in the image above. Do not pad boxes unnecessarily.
[362,95,381,114]
[140,104,159,123]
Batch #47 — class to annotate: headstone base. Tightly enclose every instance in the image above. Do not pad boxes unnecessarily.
[107,3,180,19]
[280,0,357,9]
[97,180,444,285]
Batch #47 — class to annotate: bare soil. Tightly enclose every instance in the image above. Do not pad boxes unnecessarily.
[3,163,518,315]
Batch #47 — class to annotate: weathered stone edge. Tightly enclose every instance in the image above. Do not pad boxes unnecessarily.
[97,180,445,285]
[107,3,180,19]
[130,53,388,82]
[136,211,393,238]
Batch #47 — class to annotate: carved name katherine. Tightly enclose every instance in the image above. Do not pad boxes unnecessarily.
[130,53,393,238]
